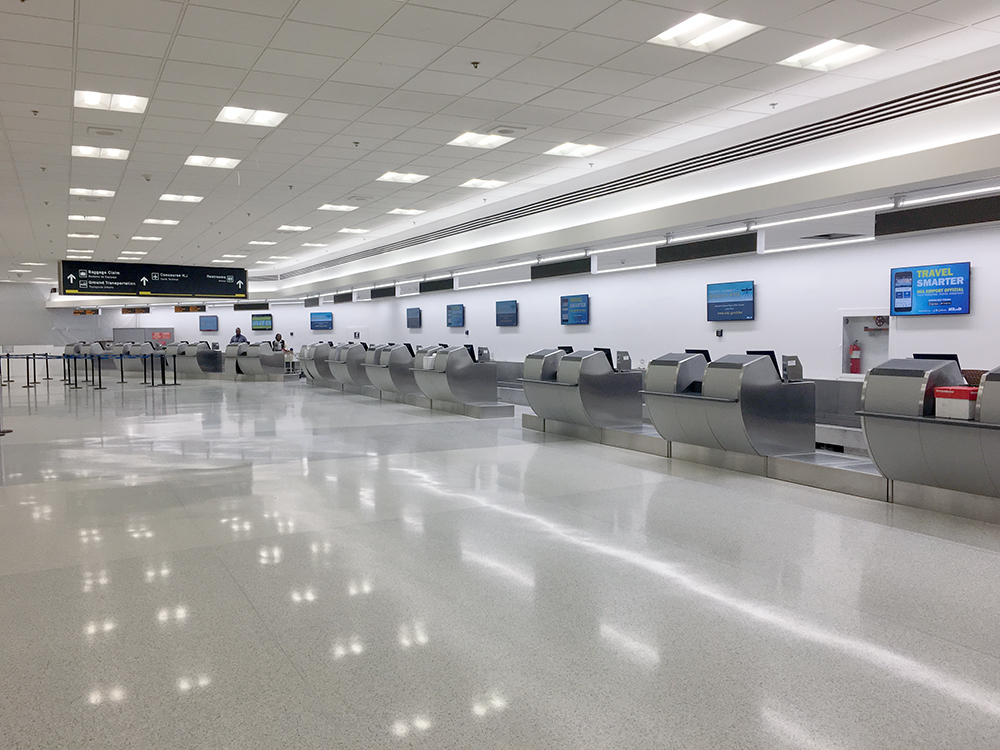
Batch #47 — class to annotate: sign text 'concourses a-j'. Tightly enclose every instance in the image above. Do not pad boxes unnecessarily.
[59,260,247,299]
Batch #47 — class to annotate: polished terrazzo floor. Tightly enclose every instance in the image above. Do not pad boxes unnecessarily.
[2,377,1000,748]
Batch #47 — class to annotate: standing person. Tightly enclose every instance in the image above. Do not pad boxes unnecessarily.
[273,333,286,351]
[230,327,248,344]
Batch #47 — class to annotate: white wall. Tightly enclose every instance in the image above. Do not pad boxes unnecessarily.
[5,224,998,379]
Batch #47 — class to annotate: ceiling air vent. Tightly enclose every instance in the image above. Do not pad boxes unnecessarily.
[87,126,123,138]
[800,233,864,240]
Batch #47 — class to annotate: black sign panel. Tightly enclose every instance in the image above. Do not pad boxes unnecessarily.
[175,304,207,313]
[59,260,247,299]
[121,306,150,314]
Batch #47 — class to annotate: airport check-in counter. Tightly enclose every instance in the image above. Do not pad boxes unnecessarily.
[859,360,1000,497]
[364,343,421,396]
[328,342,372,387]
[238,341,285,377]
[521,349,643,429]
[413,345,498,405]
[224,342,248,377]
[121,342,155,372]
[194,342,225,374]
[643,353,815,456]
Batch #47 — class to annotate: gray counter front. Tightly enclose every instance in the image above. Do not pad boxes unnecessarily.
[328,342,372,388]
[413,346,498,405]
[364,343,421,396]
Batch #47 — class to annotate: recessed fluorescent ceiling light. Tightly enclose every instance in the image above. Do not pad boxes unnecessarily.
[338,228,369,234]
[544,143,607,158]
[255,261,276,265]
[216,106,287,127]
[269,255,291,259]
[301,243,327,247]
[779,40,881,71]
[68,233,99,239]
[120,250,146,255]
[70,188,115,197]
[248,241,277,245]
[318,204,358,211]
[377,172,428,184]
[67,255,91,259]
[67,248,93,253]
[20,262,47,266]
[221,254,247,258]
[389,208,426,215]
[131,236,161,241]
[160,194,203,202]
[447,132,515,149]
[143,219,179,225]
[68,215,105,222]
[73,90,148,113]
[277,225,310,232]
[72,145,129,160]
[212,259,235,263]
[185,155,240,169]
[648,13,763,52]
[460,178,508,189]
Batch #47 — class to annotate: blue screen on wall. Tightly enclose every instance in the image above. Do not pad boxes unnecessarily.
[890,262,970,316]
[310,312,333,330]
[496,300,518,327]
[199,315,218,332]
[707,281,754,321]
[446,304,464,328]
[406,307,422,328]
[560,295,589,325]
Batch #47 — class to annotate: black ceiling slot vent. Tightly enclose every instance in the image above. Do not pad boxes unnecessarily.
[304,297,320,308]
[419,278,454,293]
[875,194,1000,236]
[333,292,353,304]
[657,232,758,264]
[234,301,269,311]
[271,69,1000,281]
[371,286,396,299]
[530,257,591,280]
[801,232,864,240]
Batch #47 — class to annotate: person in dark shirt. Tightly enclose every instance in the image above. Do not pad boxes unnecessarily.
[230,327,248,343]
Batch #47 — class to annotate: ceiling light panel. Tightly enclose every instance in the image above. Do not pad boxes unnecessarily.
[377,172,429,184]
[74,90,148,113]
[120,251,147,255]
[447,132,515,149]
[160,194,203,203]
[648,14,763,53]
[20,262,48,267]
[68,215,105,222]
[269,256,292,259]
[301,243,327,248]
[339,228,369,234]
[222,254,247,258]
[143,219,180,225]
[460,179,508,189]
[72,146,129,160]
[216,107,287,127]
[185,155,241,169]
[131,236,161,241]
[544,143,608,158]
[212,259,235,264]
[248,241,277,245]
[277,225,311,232]
[68,233,99,239]
[70,188,115,197]
[389,208,426,215]
[255,261,276,265]
[318,204,358,211]
[779,40,882,72]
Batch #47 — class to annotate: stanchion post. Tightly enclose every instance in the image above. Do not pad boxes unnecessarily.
[3,353,12,383]
[172,354,178,386]
[70,356,82,390]
[160,353,167,386]
[119,354,126,384]
[22,355,35,389]
[142,355,149,386]
[44,354,52,381]
[0,383,11,436]
[94,355,106,390]
[31,354,39,385]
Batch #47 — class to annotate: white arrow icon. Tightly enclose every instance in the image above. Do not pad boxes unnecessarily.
[236,280,244,288]
[140,277,149,286]
[67,273,76,283]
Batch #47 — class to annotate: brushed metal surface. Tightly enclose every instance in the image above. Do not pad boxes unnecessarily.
[413,346,498,405]
[364,344,421,396]
[328,342,373,387]
[224,342,247,377]
[979,367,1000,493]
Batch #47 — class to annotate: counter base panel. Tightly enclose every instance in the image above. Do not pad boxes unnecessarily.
[892,480,1000,525]
[404,393,432,409]
[431,400,515,419]
[520,415,669,458]
[341,383,379,398]
[768,455,889,501]
[670,442,769,476]
[307,379,343,391]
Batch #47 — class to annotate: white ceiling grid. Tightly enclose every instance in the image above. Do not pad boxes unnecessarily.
[0,0,999,286]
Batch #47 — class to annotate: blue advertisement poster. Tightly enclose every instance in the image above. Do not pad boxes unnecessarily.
[707,281,754,321]
[496,300,518,327]
[310,312,333,330]
[561,294,589,325]
[891,262,970,316]
[406,308,422,329]
[446,304,465,328]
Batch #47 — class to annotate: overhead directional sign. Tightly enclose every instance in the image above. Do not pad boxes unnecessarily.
[59,260,247,299]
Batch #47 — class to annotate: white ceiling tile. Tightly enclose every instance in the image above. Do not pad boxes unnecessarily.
[498,104,580,126]
[731,91,819,114]
[536,32,636,65]
[709,0,830,26]
[352,34,452,68]
[287,0,402,31]
[778,1,902,38]
[312,81,393,106]
[169,35,263,68]
[191,0,296,18]
[178,5,282,46]
[470,79,553,105]
[677,85,762,109]
[239,71,325,98]
[497,0,618,30]
[578,1,691,42]
[294,101,372,120]
[77,50,164,80]
[843,13,962,49]
[658,122,724,142]
[153,81,232,107]
[638,102,718,123]
[835,50,937,79]
[0,40,73,70]
[438,98,517,121]
[716,28,827,64]
[160,60,245,90]
[141,115,214,134]
[270,21,369,58]
[459,19,565,56]
[626,76,711,103]
[601,118,675,137]
[586,96,664,117]
[78,24,172,57]
[252,49,346,80]
[780,73,873,98]
[145,99,221,121]
[901,26,1000,59]
[376,5,488,45]
[554,111,628,132]
[427,47,523,78]
[858,0,933,11]
[565,67,653,94]
[0,83,66,107]
[380,90,458,113]
[360,107,430,127]
[527,88,610,111]
[329,61,420,89]
[0,64,71,90]
[79,0,182,32]
[500,58,591,87]
[727,65,822,92]
[603,44,704,75]
[918,0,1000,25]
[400,70,484,97]
[668,56,766,85]
[0,13,73,46]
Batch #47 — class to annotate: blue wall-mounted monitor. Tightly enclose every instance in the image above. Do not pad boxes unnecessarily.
[310,311,333,330]
[561,294,589,325]
[251,313,273,331]
[707,281,754,321]
[199,315,218,332]
[446,304,465,328]
[406,307,422,329]
[891,262,970,316]
[496,300,518,327]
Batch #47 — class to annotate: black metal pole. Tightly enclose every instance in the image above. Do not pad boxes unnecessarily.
[172,354,178,386]
[0,351,4,388]
[44,354,52,381]
[142,355,149,385]
[70,356,81,389]
[94,356,106,390]
[119,355,126,384]
[3,353,12,383]
[83,355,89,383]
[22,355,34,389]
[160,353,167,386]
[31,354,39,385]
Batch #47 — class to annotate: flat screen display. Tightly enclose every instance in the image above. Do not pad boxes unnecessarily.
[891,262,970,316]
[251,314,273,331]
[406,308,422,329]
[199,315,218,332]
[707,281,754,321]
[310,312,333,330]
[496,300,518,327]
[446,304,465,328]
[561,294,589,325]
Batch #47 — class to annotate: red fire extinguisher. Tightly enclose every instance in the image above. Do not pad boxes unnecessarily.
[849,340,862,374]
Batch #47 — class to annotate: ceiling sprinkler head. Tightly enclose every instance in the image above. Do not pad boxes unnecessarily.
[471,61,480,69]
